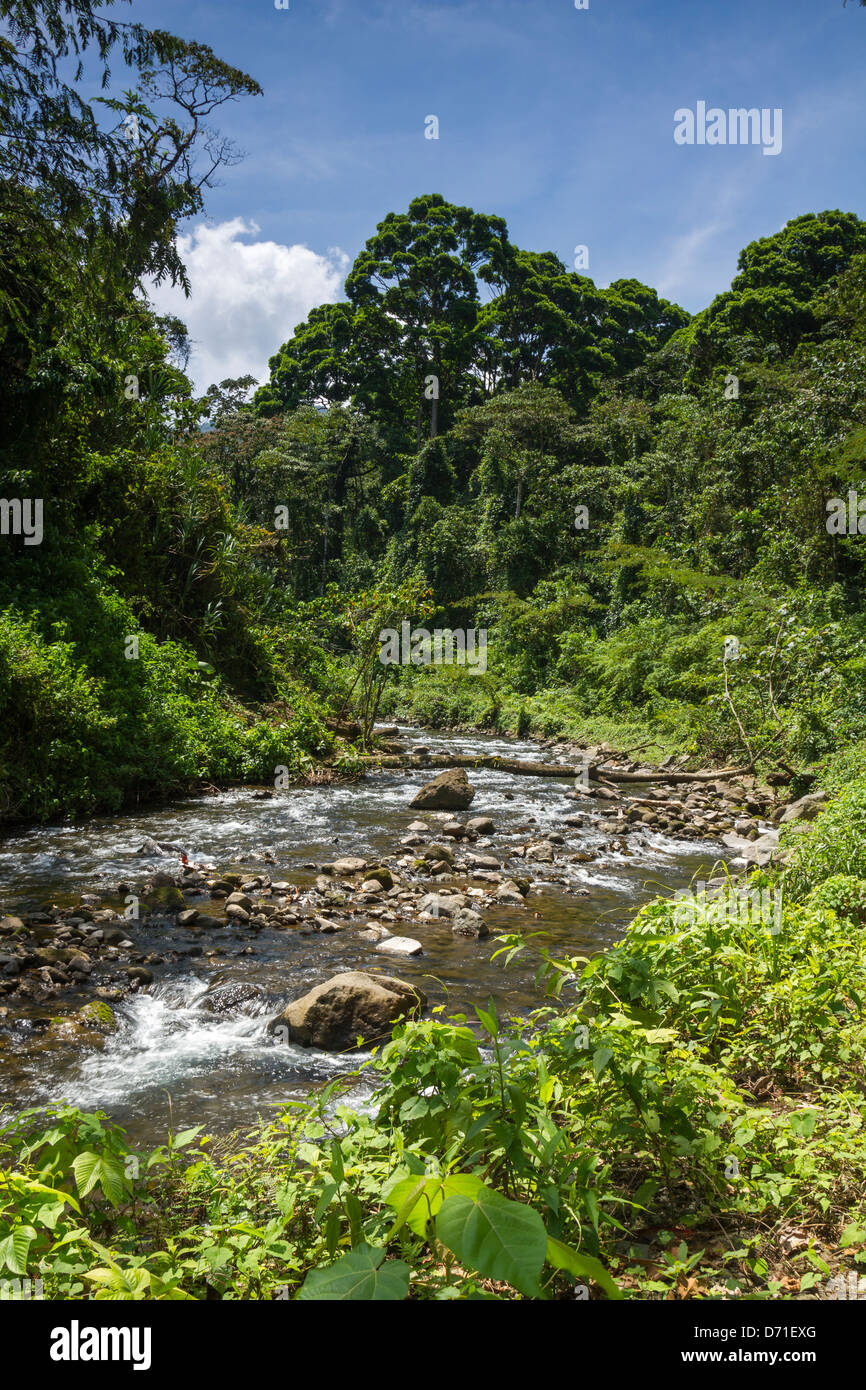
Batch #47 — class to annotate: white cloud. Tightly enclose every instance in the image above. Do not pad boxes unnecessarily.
[653,219,730,303]
[148,219,348,393]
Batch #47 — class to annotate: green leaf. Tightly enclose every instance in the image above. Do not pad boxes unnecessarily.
[171,1127,203,1150]
[546,1235,623,1300]
[434,1184,547,1297]
[71,1150,127,1207]
[0,1226,36,1276]
[297,1244,410,1301]
[474,1003,498,1037]
[72,1150,103,1198]
[313,1180,338,1223]
[592,1046,613,1080]
[386,1173,484,1238]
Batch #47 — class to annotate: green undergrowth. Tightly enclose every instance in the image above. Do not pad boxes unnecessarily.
[378,665,678,761]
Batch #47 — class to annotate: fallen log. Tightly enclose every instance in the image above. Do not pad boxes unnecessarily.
[358,752,751,784]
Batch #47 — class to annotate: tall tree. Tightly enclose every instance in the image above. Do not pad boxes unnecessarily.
[345,193,512,442]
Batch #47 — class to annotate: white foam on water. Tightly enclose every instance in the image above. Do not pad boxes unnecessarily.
[50,976,351,1111]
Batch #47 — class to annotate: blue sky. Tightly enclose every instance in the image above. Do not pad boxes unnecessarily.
[123,0,866,390]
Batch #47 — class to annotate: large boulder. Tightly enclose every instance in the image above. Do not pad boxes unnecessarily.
[268,971,426,1051]
[410,768,476,811]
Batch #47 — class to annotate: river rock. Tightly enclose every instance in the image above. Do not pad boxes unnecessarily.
[741,830,781,866]
[357,924,392,943]
[494,881,525,906]
[125,966,153,986]
[466,816,495,835]
[226,892,253,911]
[376,936,423,958]
[441,820,466,838]
[363,866,394,889]
[525,842,554,863]
[313,915,345,933]
[780,792,829,824]
[144,885,186,914]
[466,852,500,870]
[417,892,464,919]
[332,857,368,876]
[138,837,184,856]
[78,1000,117,1034]
[451,908,489,938]
[410,768,476,811]
[268,971,426,1051]
[200,981,263,1014]
[420,842,455,865]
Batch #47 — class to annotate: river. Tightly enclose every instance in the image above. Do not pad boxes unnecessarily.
[0,727,726,1147]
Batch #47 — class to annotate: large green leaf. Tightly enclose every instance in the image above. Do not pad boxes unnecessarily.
[385,1172,484,1238]
[434,1185,547,1297]
[0,1225,36,1276]
[297,1244,411,1301]
[545,1235,623,1300]
[72,1150,126,1205]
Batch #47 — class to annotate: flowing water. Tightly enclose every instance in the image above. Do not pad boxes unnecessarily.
[0,728,726,1146]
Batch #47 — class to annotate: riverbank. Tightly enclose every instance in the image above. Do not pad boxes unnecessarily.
[378,669,682,762]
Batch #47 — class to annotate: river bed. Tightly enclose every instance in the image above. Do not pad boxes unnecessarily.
[0,728,727,1147]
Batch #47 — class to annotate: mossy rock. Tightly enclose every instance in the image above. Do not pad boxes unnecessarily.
[363,865,394,889]
[77,1001,118,1034]
[45,1001,116,1043]
[144,884,186,914]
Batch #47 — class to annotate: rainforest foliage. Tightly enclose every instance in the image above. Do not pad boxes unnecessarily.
[2,0,866,1309]
[1,0,865,821]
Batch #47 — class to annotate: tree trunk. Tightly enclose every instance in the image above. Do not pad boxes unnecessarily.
[357,752,752,782]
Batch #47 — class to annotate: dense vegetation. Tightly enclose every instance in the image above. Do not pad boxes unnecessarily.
[1,0,865,1305]
[2,5,865,824]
